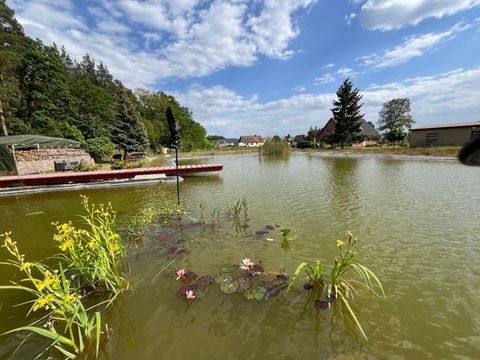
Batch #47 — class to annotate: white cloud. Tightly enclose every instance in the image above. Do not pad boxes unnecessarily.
[336,67,357,78]
[292,86,307,92]
[9,0,314,87]
[313,73,336,85]
[248,0,314,59]
[174,68,480,137]
[359,23,470,69]
[358,0,480,30]
[314,67,358,86]
[345,12,356,26]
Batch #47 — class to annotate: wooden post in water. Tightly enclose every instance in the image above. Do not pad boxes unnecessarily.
[166,107,182,206]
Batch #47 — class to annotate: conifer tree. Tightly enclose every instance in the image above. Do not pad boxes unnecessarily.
[110,90,149,159]
[331,79,364,149]
[0,0,29,135]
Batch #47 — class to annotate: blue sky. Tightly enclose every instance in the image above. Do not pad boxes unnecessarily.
[8,0,480,137]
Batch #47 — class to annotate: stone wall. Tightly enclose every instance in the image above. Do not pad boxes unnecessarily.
[15,148,94,175]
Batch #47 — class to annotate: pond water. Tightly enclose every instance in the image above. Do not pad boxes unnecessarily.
[1,153,479,359]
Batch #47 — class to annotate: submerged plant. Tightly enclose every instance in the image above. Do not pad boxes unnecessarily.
[124,207,155,248]
[225,198,249,231]
[157,203,184,225]
[289,232,384,340]
[1,233,102,359]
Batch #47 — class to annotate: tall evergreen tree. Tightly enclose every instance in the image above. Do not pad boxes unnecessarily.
[0,0,29,135]
[377,98,414,148]
[110,90,149,159]
[17,40,81,139]
[330,79,364,149]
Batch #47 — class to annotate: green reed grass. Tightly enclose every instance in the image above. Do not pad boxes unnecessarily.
[53,196,128,295]
[260,138,291,156]
[1,233,102,358]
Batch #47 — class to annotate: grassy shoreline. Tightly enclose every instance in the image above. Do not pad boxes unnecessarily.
[176,146,460,159]
[293,146,460,158]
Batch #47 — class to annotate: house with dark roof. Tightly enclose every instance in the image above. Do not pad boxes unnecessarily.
[317,118,380,146]
[239,135,264,147]
[409,121,480,147]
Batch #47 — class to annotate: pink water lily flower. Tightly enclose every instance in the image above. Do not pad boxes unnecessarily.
[176,269,186,280]
[185,290,195,299]
[240,258,254,270]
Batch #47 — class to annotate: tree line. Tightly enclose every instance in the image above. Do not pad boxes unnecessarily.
[0,1,208,159]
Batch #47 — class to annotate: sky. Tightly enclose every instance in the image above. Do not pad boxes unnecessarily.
[7,0,480,137]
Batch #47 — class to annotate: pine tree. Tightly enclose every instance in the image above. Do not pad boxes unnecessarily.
[331,79,364,149]
[0,0,30,135]
[110,90,149,159]
[17,40,80,139]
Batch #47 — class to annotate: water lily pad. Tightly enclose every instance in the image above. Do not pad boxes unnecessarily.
[214,273,232,284]
[220,278,239,294]
[275,274,289,281]
[252,286,267,301]
[176,284,198,297]
[252,264,264,273]
[221,264,238,273]
[193,287,208,298]
[315,299,329,310]
[182,271,198,282]
[264,282,287,300]
[197,275,215,289]
[243,289,255,300]
[238,277,252,292]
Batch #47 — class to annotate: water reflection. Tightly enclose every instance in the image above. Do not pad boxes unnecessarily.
[1,154,480,359]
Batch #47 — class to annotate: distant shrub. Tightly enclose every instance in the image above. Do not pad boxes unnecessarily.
[84,137,116,162]
[111,161,144,170]
[73,161,99,172]
[260,138,290,156]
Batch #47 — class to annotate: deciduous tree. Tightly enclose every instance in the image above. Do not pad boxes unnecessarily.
[378,98,414,148]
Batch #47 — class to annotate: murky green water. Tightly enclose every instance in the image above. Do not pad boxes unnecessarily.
[1,154,479,359]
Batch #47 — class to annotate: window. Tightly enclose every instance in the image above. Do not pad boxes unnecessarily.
[426,132,439,146]
[471,130,480,139]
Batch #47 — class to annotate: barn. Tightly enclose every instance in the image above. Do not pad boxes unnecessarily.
[409,122,480,147]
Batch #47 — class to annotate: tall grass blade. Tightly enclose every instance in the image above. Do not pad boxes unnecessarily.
[287,262,309,291]
[337,290,368,341]
[95,311,101,357]
[4,326,76,347]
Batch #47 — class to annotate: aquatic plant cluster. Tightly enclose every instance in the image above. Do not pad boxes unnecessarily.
[175,258,289,302]
[289,232,385,340]
[0,196,125,358]
[0,198,384,358]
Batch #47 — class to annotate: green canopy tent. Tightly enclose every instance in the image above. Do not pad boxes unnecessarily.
[0,135,81,172]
